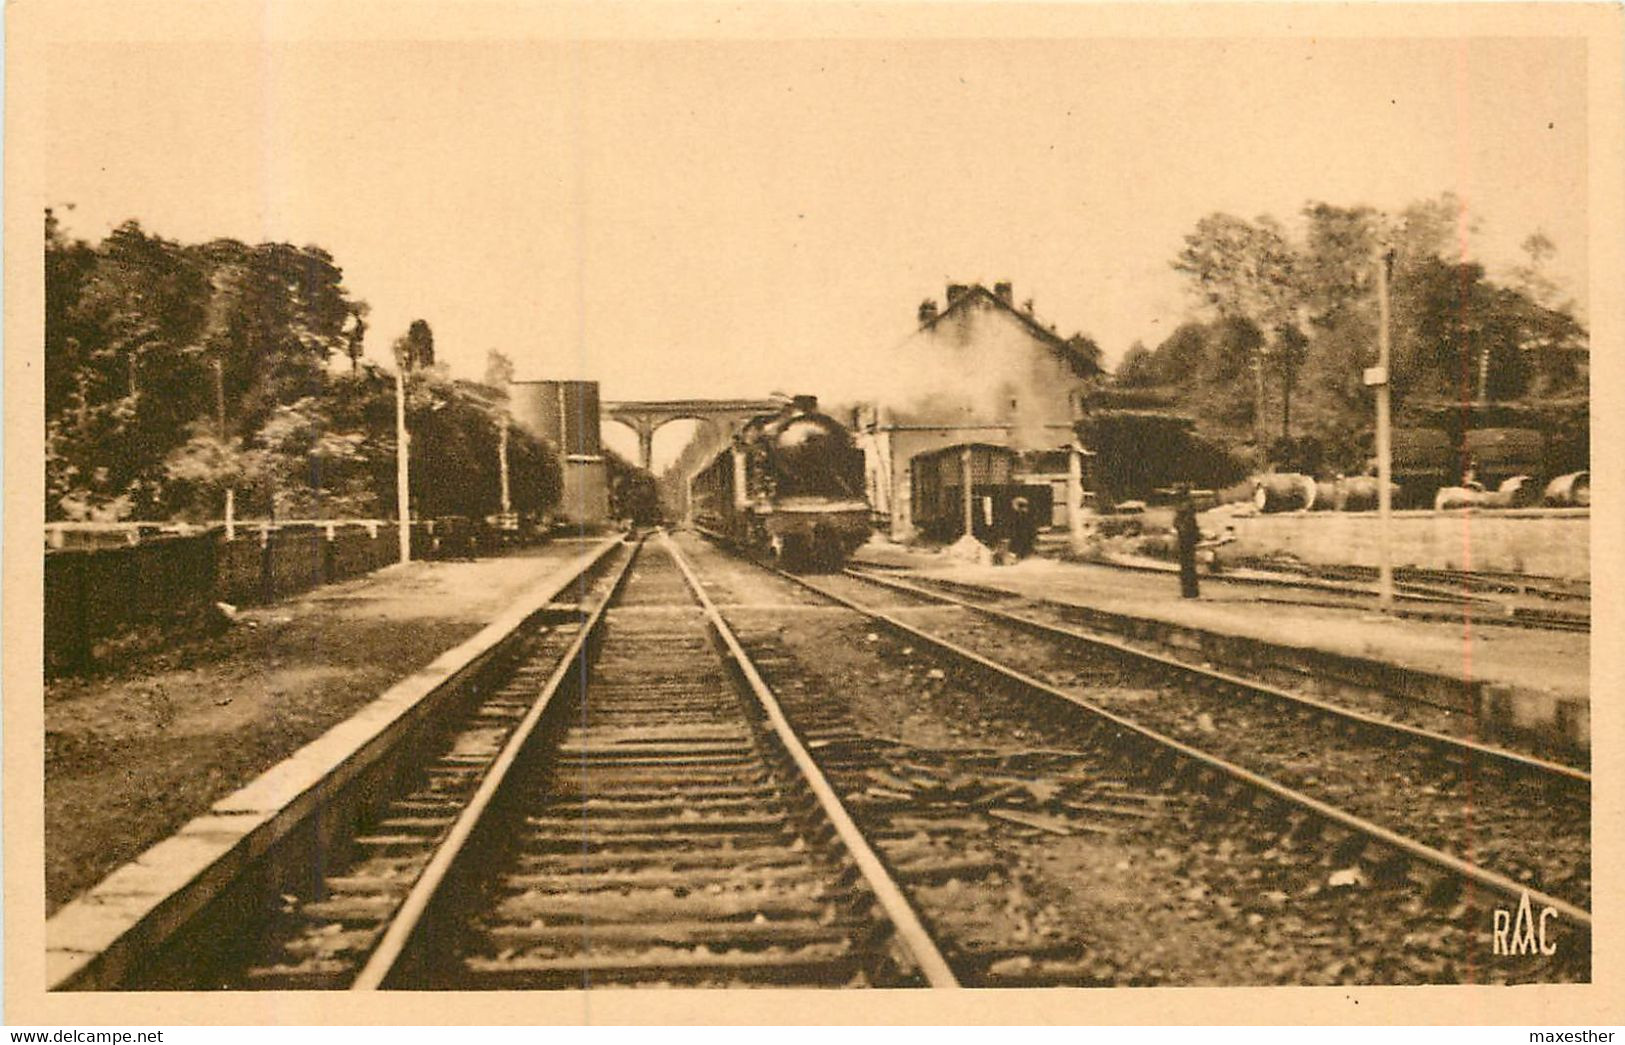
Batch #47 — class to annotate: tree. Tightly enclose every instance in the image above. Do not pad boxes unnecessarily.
[1142,194,1588,478]
[605,450,663,526]
[46,220,212,518]
[1114,341,1158,387]
[1508,232,1588,397]
[193,238,358,437]
[1172,213,1302,444]
[42,217,567,526]
[344,304,370,373]
[1060,333,1105,378]
[45,217,371,520]
[395,319,435,372]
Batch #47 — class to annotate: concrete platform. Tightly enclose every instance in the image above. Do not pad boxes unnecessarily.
[853,541,1589,754]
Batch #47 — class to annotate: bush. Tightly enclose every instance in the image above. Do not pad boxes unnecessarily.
[1136,534,1176,560]
[1094,516,1144,539]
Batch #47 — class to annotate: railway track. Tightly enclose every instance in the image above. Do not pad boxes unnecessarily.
[825,565,1586,910]
[678,536,1588,979]
[1079,555,1589,633]
[78,528,1588,989]
[845,567,1587,764]
[225,535,955,990]
[1291,561,1589,604]
[808,565,1590,913]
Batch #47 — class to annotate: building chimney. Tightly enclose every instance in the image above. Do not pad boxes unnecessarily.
[945,283,970,306]
[918,298,939,324]
[994,281,1013,304]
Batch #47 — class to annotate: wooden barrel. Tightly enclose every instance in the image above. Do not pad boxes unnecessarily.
[1253,473,1315,513]
[1544,471,1590,507]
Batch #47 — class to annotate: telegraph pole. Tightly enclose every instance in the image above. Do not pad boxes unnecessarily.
[498,416,512,515]
[395,364,411,564]
[215,357,236,541]
[1369,248,1396,612]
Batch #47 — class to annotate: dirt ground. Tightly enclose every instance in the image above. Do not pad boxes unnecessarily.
[44,541,600,914]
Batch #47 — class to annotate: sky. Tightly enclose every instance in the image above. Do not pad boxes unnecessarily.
[46,29,1589,469]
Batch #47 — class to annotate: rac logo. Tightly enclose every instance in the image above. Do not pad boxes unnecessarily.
[1494,890,1558,956]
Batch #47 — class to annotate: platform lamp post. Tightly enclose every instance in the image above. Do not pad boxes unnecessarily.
[1365,247,1398,612]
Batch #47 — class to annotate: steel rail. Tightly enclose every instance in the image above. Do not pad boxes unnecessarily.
[993,557,1588,632]
[1092,554,1510,607]
[764,563,1590,929]
[661,531,962,988]
[351,540,640,990]
[845,565,1590,789]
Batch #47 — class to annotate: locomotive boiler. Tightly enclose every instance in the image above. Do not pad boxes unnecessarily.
[689,395,871,568]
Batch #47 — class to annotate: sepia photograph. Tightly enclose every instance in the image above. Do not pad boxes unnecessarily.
[4,0,1621,1027]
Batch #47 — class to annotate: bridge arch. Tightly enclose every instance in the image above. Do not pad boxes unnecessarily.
[601,398,782,470]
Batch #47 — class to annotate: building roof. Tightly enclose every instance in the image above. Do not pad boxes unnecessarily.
[919,283,1102,378]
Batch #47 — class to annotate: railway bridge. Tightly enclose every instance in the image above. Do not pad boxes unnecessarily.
[601,397,782,470]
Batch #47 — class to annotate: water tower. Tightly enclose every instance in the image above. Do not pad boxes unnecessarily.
[508,379,611,526]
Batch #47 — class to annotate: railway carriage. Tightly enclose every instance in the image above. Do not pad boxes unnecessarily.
[690,395,871,569]
[909,443,1052,543]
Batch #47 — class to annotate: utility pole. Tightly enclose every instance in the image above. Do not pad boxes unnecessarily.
[395,364,411,564]
[1367,248,1396,612]
[215,358,236,541]
[498,416,512,515]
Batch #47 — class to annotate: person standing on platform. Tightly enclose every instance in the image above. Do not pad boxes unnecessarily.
[1009,496,1037,559]
[1173,488,1200,598]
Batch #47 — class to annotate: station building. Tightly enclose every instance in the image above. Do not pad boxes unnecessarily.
[851,281,1103,541]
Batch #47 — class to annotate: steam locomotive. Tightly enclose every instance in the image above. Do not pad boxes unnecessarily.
[690,395,871,569]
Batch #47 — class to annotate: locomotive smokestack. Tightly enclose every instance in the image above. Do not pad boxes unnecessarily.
[791,394,818,413]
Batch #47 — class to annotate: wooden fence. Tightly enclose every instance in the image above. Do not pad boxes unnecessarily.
[44,523,435,676]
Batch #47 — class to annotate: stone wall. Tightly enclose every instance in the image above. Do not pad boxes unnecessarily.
[1216,508,1589,579]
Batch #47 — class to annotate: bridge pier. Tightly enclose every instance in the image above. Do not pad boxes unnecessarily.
[636,424,655,472]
